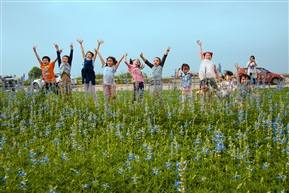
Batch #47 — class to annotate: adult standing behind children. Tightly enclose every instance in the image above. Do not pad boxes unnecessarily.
[247,55,258,85]
[55,43,73,98]
[33,46,58,93]
[77,39,103,106]
[140,47,171,99]
[197,40,220,92]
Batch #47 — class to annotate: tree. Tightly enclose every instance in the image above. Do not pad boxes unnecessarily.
[28,66,42,80]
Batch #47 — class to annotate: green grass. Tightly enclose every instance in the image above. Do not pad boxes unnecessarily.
[0,87,289,192]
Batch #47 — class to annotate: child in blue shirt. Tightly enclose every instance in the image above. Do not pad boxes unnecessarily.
[177,63,197,110]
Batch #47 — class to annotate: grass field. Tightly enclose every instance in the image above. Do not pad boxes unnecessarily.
[0,86,288,192]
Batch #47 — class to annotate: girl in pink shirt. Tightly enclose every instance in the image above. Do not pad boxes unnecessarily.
[124,53,145,103]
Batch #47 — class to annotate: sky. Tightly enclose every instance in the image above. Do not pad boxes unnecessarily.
[1,0,288,79]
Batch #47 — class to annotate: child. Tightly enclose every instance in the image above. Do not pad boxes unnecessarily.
[235,63,252,104]
[77,39,103,106]
[54,43,73,98]
[33,46,58,93]
[124,53,145,103]
[140,47,171,99]
[195,80,211,100]
[176,63,196,110]
[218,70,237,98]
[97,51,125,101]
[196,40,220,92]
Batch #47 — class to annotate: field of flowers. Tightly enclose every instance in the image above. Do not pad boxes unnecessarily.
[0,85,288,192]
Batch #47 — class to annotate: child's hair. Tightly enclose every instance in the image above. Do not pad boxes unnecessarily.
[221,70,233,79]
[154,57,161,62]
[250,55,255,60]
[106,56,117,65]
[181,63,190,71]
[42,56,51,62]
[239,73,250,82]
[86,51,94,57]
[63,55,70,61]
[202,52,213,57]
[129,58,141,67]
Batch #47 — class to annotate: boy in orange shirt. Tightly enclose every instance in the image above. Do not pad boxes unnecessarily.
[33,46,58,93]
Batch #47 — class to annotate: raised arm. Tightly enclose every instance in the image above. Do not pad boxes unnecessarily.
[77,39,85,59]
[115,54,125,71]
[33,46,42,64]
[97,51,106,67]
[235,63,240,78]
[140,52,147,63]
[161,46,171,67]
[176,68,181,79]
[93,39,104,61]
[123,53,130,66]
[140,52,153,68]
[69,43,73,65]
[54,43,62,66]
[214,64,221,82]
[197,40,204,61]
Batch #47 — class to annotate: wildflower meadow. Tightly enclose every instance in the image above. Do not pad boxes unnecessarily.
[0,83,288,192]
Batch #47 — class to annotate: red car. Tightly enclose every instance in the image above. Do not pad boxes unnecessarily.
[238,67,285,85]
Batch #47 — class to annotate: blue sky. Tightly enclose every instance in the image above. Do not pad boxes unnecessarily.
[1,0,288,79]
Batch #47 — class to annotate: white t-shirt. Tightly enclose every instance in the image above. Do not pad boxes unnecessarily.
[198,59,216,80]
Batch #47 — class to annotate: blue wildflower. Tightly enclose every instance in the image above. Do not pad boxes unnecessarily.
[2,175,7,182]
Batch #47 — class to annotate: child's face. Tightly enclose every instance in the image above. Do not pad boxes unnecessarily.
[153,58,161,66]
[182,66,189,74]
[204,53,212,60]
[62,56,69,63]
[241,77,249,85]
[42,58,49,65]
[85,52,93,59]
[133,59,140,66]
[201,84,208,92]
[106,58,115,67]
[225,74,233,81]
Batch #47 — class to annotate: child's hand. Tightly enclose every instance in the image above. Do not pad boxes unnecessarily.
[33,46,37,51]
[98,39,104,45]
[140,64,145,69]
[140,52,143,58]
[234,63,239,69]
[124,53,128,57]
[197,40,202,45]
[165,47,171,55]
[70,43,73,50]
[54,43,59,50]
[77,39,83,44]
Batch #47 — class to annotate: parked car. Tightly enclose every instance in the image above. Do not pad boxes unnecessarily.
[238,67,285,85]
[32,73,76,89]
[0,76,17,91]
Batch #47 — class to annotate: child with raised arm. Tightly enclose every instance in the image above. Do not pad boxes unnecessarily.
[33,46,58,93]
[124,53,145,103]
[77,39,103,106]
[97,51,125,101]
[140,47,171,99]
[196,40,220,92]
[55,43,73,98]
[176,63,197,110]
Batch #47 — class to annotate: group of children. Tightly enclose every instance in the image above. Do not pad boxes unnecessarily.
[32,39,256,108]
